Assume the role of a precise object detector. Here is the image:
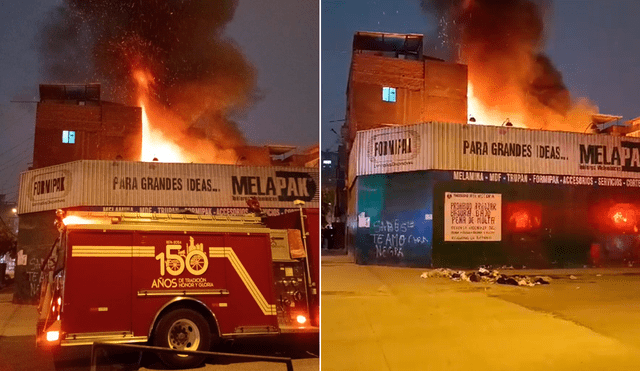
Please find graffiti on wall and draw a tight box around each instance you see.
[27,257,45,298]
[371,219,428,258]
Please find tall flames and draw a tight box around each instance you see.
[133,68,238,163]
[39,0,256,164]
[423,0,599,132]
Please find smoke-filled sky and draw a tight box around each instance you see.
[0,0,318,203]
[322,0,640,150]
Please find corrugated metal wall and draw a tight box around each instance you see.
[353,122,640,179]
[19,160,319,214]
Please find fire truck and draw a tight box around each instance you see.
[36,208,319,368]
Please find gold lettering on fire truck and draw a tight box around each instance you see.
[151,237,214,289]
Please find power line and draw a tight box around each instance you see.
[0,146,33,168]
[0,151,33,175]
[0,135,34,159]
[0,145,32,165]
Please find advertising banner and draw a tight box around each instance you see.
[18,160,318,214]
[444,192,502,241]
[352,122,640,180]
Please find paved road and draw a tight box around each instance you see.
[0,286,318,371]
[322,255,640,371]
[0,334,318,371]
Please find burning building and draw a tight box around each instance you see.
[13,1,319,303]
[33,84,142,168]
[346,32,468,144]
[344,31,640,269]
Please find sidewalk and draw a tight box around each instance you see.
[321,255,640,371]
[0,287,37,337]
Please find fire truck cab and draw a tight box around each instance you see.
[37,210,318,368]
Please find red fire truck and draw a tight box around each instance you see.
[36,209,319,368]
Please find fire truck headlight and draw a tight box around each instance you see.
[46,331,60,342]
[296,315,307,324]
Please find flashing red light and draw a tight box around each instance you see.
[506,202,542,232]
[608,203,637,231]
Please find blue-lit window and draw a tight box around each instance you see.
[382,87,396,102]
[62,130,75,144]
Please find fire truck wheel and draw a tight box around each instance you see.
[154,308,211,369]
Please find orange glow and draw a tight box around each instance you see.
[612,211,627,224]
[46,331,59,342]
[296,315,307,325]
[467,82,597,131]
[133,68,240,164]
[506,202,542,232]
[134,68,190,162]
[62,215,111,226]
[139,101,189,162]
[608,204,637,230]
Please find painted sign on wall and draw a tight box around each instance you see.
[444,192,502,241]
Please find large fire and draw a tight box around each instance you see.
[133,68,239,164]
[467,81,597,132]
[39,1,257,165]
[425,0,600,133]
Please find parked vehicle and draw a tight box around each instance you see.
[36,209,318,368]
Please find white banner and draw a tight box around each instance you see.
[352,122,640,179]
[18,160,318,214]
[444,192,502,242]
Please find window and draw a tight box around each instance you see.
[62,130,75,144]
[382,87,396,102]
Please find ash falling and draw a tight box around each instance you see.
[421,0,598,131]
[37,0,258,161]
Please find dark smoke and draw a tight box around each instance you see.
[38,0,257,150]
[421,0,589,129]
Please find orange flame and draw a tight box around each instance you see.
[467,81,598,132]
[132,68,239,164]
[134,69,191,162]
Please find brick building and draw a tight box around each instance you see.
[33,84,142,169]
[345,31,468,146]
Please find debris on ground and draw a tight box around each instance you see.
[420,267,551,286]
[569,275,578,280]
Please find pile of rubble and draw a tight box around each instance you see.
[420,267,551,286]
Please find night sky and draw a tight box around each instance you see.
[322,1,640,151]
[0,0,318,203]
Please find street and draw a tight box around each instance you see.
[0,286,318,371]
[0,334,318,371]
[322,254,640,370]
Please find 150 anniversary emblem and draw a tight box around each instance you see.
[155,237,208,276]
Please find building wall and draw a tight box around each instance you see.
[352,172,433,267]
[351,169,640,268]
[14,210,57,303]
[347,54,467,144]
[33,102,142,168]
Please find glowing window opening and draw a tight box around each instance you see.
[62,130,75,144]
[382,87,396,102]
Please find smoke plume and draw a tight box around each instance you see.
[421,0,597,131]
[38,0,257,159]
